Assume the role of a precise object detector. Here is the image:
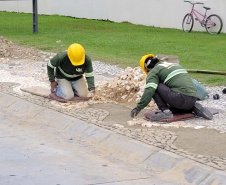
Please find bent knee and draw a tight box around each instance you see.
[63,93,74,99]
[56,88,74,99]
[76,90,88,98]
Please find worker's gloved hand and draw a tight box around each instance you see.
[87,90,95,98]
[131,107,140,118]
[50,81,58,93]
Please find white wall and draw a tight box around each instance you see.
[0,0,225,33]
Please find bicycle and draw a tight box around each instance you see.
[182,1,223,34]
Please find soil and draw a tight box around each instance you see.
[1,36,226,157]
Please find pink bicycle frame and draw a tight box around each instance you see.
[191,7,207,25]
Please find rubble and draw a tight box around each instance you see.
[94,66,157,109]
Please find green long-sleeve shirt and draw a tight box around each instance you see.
[136,61,196,110]
[47,51,95,90]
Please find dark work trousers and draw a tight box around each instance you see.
[153,83,197,112]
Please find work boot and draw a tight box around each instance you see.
[192,102,213,120]
[150,109,173,121]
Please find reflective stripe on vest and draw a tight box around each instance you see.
[164,69,187,83]
[47,60,55,68]
[85,72,94,78]
[58,66,82,78]
[145,82,158,89]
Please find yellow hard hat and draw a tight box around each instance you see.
[67,43,85,66]
[139,54,155,74]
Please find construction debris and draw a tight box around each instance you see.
[94,66,157,109]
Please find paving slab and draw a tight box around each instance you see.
[3,97,45,118]
[99,134,158,163]
[33,108,80,129]
[81,125,111,142]
[199,171,226,185]
[0,93,18,109]
[184,166,211,184]
[144,150,185,171]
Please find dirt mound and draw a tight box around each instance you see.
[0,36,52,61]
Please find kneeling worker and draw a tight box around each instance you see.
[131,54,213,121]
[47,43,95,100]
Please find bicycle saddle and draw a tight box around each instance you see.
[203,6,211,10]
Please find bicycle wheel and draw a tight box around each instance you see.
[182,13,194,32]
[205,14,223,34]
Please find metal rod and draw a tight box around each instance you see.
[187,69,226,76]
[32,0,38,33]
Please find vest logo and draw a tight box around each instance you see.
[76,68,83,72]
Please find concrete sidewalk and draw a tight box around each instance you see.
[1,87,226,184]
[1,102,184,185]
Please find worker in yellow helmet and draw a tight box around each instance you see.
[47,43,95,100]
[131,54,213,121]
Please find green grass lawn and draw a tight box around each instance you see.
[0,11,225,86]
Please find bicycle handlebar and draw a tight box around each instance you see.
[184,1,204,5]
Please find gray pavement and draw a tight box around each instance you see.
[1,87,226,184]
[0,92,188,185]
[0,116,171,185]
